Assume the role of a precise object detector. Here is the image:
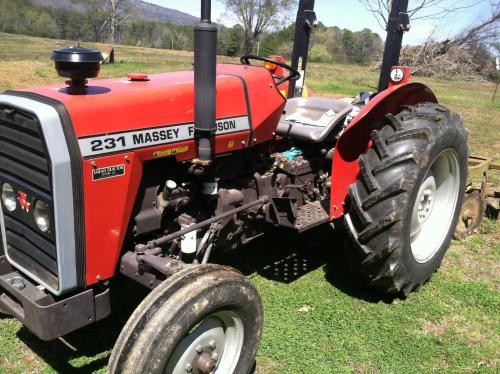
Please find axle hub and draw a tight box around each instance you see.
[193,350,217,373]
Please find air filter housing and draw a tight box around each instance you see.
[51,44,104,93]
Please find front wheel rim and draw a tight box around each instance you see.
[410,149,461,263]
[164,310,244,374]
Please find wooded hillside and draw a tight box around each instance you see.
[0,0,384,65]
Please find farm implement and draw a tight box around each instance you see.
[454,156,500,239]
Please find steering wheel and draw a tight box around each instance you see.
[240,55,301,85]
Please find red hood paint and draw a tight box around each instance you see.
[20,64,285,139]
[16,63,287,286]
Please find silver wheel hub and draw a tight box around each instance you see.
[165,311,244,374]
[410,149,460,264]
[416,179,436,223]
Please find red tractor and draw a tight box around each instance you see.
[0,0,468,372]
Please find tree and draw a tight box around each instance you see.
[221,0,298,54]
[218,25,245,56]
[358,0,488,30]
[71,1,135,44]
[259,23,294,56]
[71,0,108,41]
[349,28,382,64]
[103,0,136,47]
[309,44,331,62]
[73,0,135,62]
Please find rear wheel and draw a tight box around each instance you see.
[344,103,468,296]
[109,264,263,374]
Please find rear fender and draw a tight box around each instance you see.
[330,82,438,219]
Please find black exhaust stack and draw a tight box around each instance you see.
[194,0,218,163]
[377,0,410,92]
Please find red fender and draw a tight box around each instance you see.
[330,82,438,219]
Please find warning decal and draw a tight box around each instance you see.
[79,116,250,157]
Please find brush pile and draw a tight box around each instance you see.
[373,40,488,80]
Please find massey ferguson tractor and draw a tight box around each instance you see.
[0,0,468,372]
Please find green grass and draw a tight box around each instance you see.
[0,32,499,373]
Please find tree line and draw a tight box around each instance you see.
[0,0,195,50]
[0,0,383,65]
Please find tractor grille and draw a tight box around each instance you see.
[0,105,58,290]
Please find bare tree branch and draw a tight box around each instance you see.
[452,2,500,46]
[358,0,389,30]
[358,0,490,29]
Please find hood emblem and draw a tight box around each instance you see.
[17,191,31,212]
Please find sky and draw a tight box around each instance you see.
[144,0,495,45]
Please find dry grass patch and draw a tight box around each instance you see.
[422,317,450,337]
[352,362,382,374]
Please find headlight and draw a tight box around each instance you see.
[1,183,17,212]
[34,200,50,233]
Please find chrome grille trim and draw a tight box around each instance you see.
[0,95,77,295]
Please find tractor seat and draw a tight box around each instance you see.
[277,97,353,143]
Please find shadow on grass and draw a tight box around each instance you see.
[218,224,396,304]
[16,277,148,373]
[15,225,393,373]
[485,203,499,220]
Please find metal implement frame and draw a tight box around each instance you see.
[467,155,500,200]
[468,155,500,179]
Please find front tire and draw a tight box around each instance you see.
[109,264,263,374]
[344,103,468,296]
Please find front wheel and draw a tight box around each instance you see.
[344,103,468,296]
[109,264,263,374]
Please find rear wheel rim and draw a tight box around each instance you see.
[410,149,460,263]
[164,310,244,374]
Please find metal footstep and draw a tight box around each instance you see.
[295,201,330,233]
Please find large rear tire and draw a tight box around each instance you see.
[344,103,468,296]
[109,264,263,374]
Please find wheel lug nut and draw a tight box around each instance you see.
[185,363,193,372]
[196,345,203,354]
[209,340,216,350]
[212,352,219,361]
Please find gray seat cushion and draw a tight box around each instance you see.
[277,97,353,143]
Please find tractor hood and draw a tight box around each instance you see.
[13,64,285,140]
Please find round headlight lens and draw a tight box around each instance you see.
[1,183,17,212]
[34,200,50,233]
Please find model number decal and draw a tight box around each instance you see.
[92,164,125,181]
[79,116,250,157]
[91,136,126,152]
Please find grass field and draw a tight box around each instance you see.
[0,32,499,373]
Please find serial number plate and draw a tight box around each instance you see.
[92,164,125,181]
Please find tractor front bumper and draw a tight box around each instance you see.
[0,256,110,341]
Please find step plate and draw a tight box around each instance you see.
[295,201,330,233]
